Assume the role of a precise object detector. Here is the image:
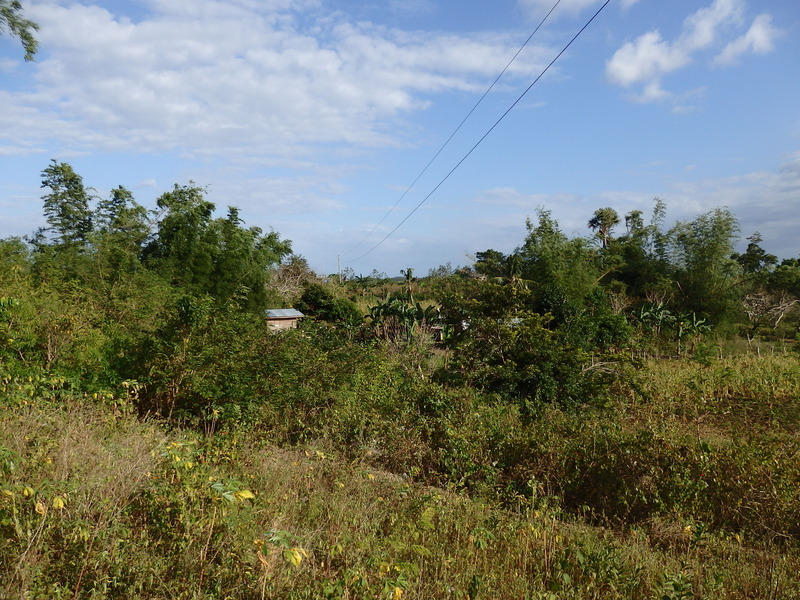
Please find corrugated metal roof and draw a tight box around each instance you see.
[265,308,305,319]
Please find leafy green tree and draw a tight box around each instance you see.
[588,207,620,249]
[144,184,291,311]
[296,283,362,327]
[437,279,618,415]
[518,209,599,308]
[667,208,741,325]
[732,232,777,277]
[486,254,532,290]
[474,249,506,279]
[769,258,800,298]
[0,0,38,60]
[91,186,150,281]
[40,160,94,248]
[210,206,289,310]
[611,201,675,304]
[143,183,216,289]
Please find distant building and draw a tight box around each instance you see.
[265,308,305,331]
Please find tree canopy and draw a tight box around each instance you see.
[0,0,38,60]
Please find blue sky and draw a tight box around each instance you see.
[1,0,798,277]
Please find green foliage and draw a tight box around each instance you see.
[437,280,624,413]
[144,185,291,311]
[3,162,800,599]
[518,209,600,306]
[588,206,620,249]
[733,232,777,277]
[3,382,800,600]
[668,208,741,325]
[296,283,363,327]
[0,0,38,60]
[368,294,438,343]
[40,159,94,249]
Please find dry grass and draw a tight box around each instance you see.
[1,355,799,599]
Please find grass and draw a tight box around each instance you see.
[1,354,799,599]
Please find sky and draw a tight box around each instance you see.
[1,0,798,277]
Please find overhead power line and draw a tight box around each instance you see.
[349,0,612,264]
[346,0,563,257]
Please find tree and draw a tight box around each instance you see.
[488,253,533,290]
[40,160,93,248]
[733,232,777,276]
[668,208,741,325]
[518,209,599,307]
[0,0,38,60]
[611,201,675,304]
[144,184,291,311]
[295,283,362,327]
[437,279,619,414]
[588,207,620,249]
[400,267,416,304]
[474,249,506,278]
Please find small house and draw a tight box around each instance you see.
[265,308,304,331]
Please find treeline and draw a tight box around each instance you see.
[1,161,300,420]
[2,162,799,425]
[446,201,797,338]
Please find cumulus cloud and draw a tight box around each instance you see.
[606,0,780,105]
[714,14,780,65]
[4,0,551,162]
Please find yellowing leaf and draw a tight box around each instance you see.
[256,550,270,567]
[283,547,308,567]
[35,499,47,515]
[393,586,403,600]
[52,496,66,510]
[234,489,255,501]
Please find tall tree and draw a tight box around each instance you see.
[668,207,741,324]
[40,160,93,248]
[588,207,620,249]
[144,184,291,311]
[733,232,777,276]
[0,0,38,60]
[400,267,416,304]
[474,249,507,279]
[612,201,675,303]
[518,209,599,307]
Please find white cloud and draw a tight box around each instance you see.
[605,30,688,88]
[714,14,780,65]
[518,0,639,20]
[518,0,603,18]
[606,0,779,106]
[680,0,744,51]
[5,0,551,161]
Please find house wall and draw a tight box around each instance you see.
[267,318,299,331]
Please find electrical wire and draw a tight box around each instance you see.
[348,0,612,263]
[346,0,563,256]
